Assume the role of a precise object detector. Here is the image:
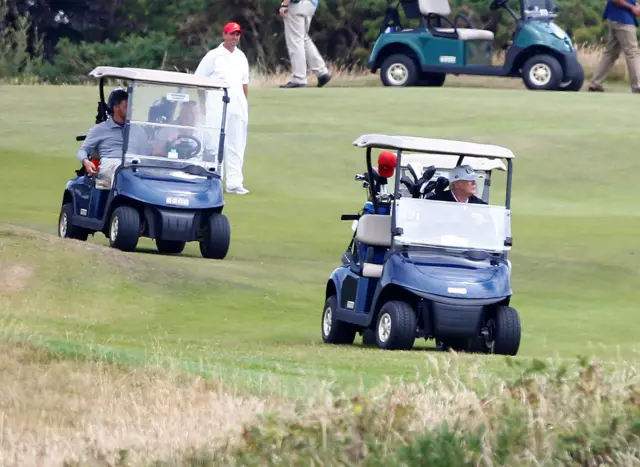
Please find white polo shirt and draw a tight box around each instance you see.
[194,43,250,119]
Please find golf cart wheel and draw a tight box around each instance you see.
[58,202,89,241]
[522,54,563,90]
[557,64,584,91]
[418,72,446,87]
[199,212,230,259]
[322,295,356,345]
[156,239,186,255]
[489,305,521,355]
[375,300,416,350]
[108,206,140,252]
[362,329,377,346]
[380,54,419,87]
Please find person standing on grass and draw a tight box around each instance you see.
[195,21,251,195]
[278,0,332,88]
[588,0,640,93]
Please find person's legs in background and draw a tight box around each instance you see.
[616,22,640,92]
[300,1,331,87]
[281,0,331,88]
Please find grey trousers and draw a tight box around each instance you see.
[283,0,329,84]
[589,20,640,92]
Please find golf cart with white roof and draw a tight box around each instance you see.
[57,66,233,258]
[322,134,521,354]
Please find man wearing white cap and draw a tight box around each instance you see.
[195,21,250,194]
[431,165,487,204]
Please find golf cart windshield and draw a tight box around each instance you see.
[124,82,225,171]
[521,0,558,19]
[394,198,511,252]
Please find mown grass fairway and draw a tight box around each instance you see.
[0,83,639,399]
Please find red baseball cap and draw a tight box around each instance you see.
[223,22,242,35]
[377,151,397,178]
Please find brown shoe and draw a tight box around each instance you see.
[587,85,605,92]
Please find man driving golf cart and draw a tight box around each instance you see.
[76,88,150,189]
[151,100,200,157]
[430,164,487,204]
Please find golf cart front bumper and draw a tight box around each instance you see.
[416,294,508,338]
[144,205,204,242]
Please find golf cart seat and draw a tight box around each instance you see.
[418,0,495,41]
[355,214,392,278]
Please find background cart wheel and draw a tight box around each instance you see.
[199,212,230,259]
[380,54,419,87]
[322,295,356,344]
[375,300,416,350]
[108,206,140,252]
[521,54,563,90]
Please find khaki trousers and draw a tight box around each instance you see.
[283,0,328,84]
[589,20,640,92]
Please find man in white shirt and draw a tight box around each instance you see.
[195,22,250,194]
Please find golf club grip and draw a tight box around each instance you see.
[341,214,359,221]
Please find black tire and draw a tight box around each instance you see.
[557,63,584,91]
[380,54,420,87]
[156,239,186,254]
[321,295,356,345]
[362,329,377,346]
[108,206,140,252]
[419,72,446,87]
[58,202,89,241]
[199,212,230,259]
[492,305,521,355]
[521,54,563,90]
[375,300,416,350]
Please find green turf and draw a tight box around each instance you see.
[0,83,638,398]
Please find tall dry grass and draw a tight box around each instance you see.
[1,334,638,467]
[2,43,631,90]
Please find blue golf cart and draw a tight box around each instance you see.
[57,66,233,259]
[322,134,521,354]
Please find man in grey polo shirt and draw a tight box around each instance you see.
[76,89,149,189]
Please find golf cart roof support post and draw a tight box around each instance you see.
[456,155,464,166]
[391,149,403,247]
[365,147,378,213]
[216,88,230,171]
[483,170,492,204]
[506,159,513,209]
[99,77,106,113]
[121,81,134,166]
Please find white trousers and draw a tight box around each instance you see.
[223,113,248,189]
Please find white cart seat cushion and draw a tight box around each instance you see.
[355,214,392,247]
[362,263,384,278]
[435,28,495,41]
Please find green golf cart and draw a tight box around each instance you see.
[368,0,584,91]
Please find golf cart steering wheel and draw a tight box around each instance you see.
[169,135,202,159]
[490,0,508,10]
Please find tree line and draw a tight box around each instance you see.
[0,0,621,83]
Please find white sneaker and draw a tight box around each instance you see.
[226,186,249,195]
